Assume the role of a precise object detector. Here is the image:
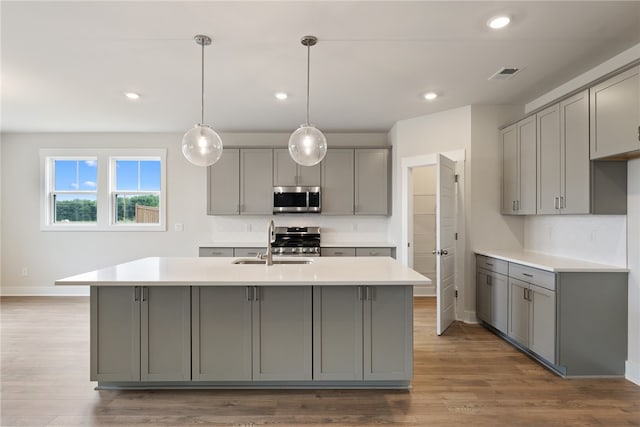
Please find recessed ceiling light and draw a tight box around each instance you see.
[275,92,288,100]
[424,92,438,101]
[125,92,140,100]
[487,15,511,29]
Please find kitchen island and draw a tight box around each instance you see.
[56,256,430,390]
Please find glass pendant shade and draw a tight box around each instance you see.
[181,124,223,167]
[288,124,327,166]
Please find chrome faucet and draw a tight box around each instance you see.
[259,220,276,265]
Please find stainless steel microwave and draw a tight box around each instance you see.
[273,186,321,213]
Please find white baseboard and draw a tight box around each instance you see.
[1,286,89,296]
[626,360,640,386]
[463,310,479,324]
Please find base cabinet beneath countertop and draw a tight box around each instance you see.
[90,286,191,382]
[475,254,627,377]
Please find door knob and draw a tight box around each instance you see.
[432,249,448,255]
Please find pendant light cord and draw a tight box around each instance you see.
[201,39,205,125]
[306,43,311,126]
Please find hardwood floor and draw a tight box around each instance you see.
[1,296,639,426]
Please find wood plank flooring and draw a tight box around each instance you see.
[1,296,639,426]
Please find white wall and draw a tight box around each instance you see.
[627,159,640,385]
[390,105,522,321]
[524,216,626,267]
[0,131,388,296]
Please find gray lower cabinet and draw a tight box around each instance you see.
[192,286,312,382]
[355,149,390,215]
[321,247,356,257]
[476,265,508,334]
[478,254,628,376]
[590,66,640,159]
[355,247,392,257]
[313,285,413,381]
[91,286,191,382]
[199,247,234,257]
[321,149,355,215]
[321,247,396,258]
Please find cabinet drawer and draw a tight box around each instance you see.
[321,247,356,257]
[199,247,234,257]
[233,248,266,258]
[476,255,508,275]
[355,248,392,257]
[509,263,555,291]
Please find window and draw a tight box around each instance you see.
[41,149,166,231]
[51,158,98,224]
[112,159,161,225]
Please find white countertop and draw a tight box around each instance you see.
[55,256,430,287]
[199,242,396,248]
[475,249,629,273]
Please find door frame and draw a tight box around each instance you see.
[399,149,466,323]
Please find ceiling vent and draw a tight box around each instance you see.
[489,67,521,80]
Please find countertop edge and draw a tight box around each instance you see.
[199,242,398,248]
[475,250,629,273]
[55,281,430,287]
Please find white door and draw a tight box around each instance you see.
[436,154,456,335]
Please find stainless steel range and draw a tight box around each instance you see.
[272,226,320,257]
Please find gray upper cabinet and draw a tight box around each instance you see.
[91,286,190,383]
[590,66,640,159]
[273,149,320,186]
[241,149,273,215]
[321,149,355,215]
[502,117,536,215]
[537,91,590,214]
[355,148,390,215]
[207,148,240,215]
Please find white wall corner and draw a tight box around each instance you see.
[625,360,640,386]
[463,310,479,324]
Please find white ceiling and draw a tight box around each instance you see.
[2,1,640,133]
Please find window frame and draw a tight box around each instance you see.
[40,148,167,231]
[48,156,99,226]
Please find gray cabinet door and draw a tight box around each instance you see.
[501,124,518,214]
[518,116,537,214]
[355,247,392,257]
[364,285,413,380]
[252,286,312,381]
[273,149,321,186]
[537,104,561,214]
[321,149,355,215]
[313,286,363,381]
[240,149,273,215]
[141,287,191,381]
[90,286,140,382]
[273,149,298,186]
[207,148,240,215]
[561,90,590,214]
[529,284,556,363]
[508,279,529,347]
[355,148,389,215]
[476,269,491,324]
[490,272,509,335]
[590,66,640,159]
[192,286,252,381]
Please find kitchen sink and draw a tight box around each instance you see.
[232,258,313,265]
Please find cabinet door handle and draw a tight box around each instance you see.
[523,287,528,300]
[246,286,253,301]
[487,276,492,285]
[358,286,364,301]
[254,286,260,301]
[560,196,564,209]
[134,287,140,302]
[554,197,559,209]
[141,287,147,302]
[512,200,516,211]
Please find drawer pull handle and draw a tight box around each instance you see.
[335,252,344,255]
[522,273,533,277]
[486,263,494,266]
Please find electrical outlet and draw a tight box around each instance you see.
[174,223,184,232]
[21,267,28,277]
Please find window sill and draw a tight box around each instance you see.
[41,224,166,232]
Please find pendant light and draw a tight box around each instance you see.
[181,35,223,167]
[288,35,327,167]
